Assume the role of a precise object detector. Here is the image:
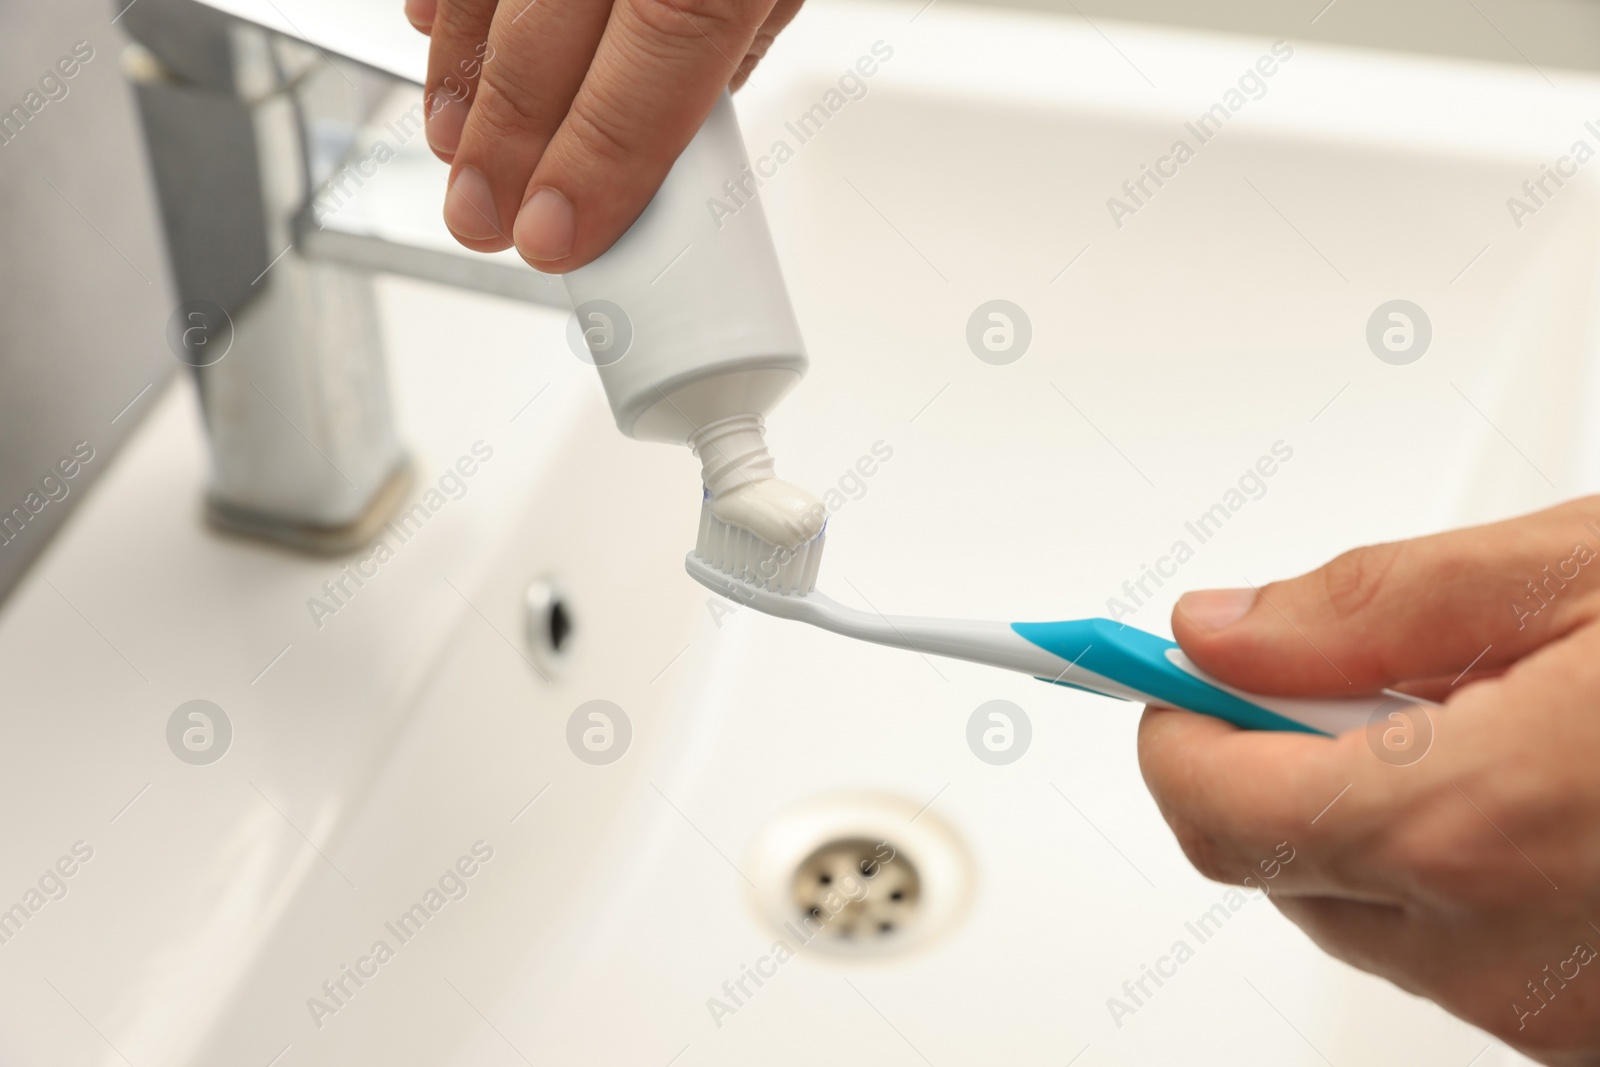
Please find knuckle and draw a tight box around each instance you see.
[1392,832,1483,901]
[1382,789,1526,906]
[627,0,760,43]
[1318,541,1403,621]
[562,94,638,165]
[1170,819,1234,884]
[475,67,545,137]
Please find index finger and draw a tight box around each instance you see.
[511,0,779,269]
[1137,705,1399,903]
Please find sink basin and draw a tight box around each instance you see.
[4,2,1598,1064]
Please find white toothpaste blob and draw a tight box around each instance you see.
[709,478,825,551]
[690,413,823,551]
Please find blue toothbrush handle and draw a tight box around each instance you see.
[1012,618,1415,737]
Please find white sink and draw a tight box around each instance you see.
[4,2,1599,1064]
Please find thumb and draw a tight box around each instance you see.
[1173,497,1600,695]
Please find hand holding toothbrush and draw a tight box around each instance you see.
[1139,497,1600,1064]
[405,0,807,271]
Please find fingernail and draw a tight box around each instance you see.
[404,0,436,30]
[1178,588,1257,630]
[514,187,576,265]
[426,92,468,157]
[443,167,502,242]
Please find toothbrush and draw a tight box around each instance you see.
[686,503,1414,737]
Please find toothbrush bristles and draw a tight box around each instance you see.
[691,498,825,596]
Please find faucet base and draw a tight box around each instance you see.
[205,457,414,556]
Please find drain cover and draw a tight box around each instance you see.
[791,837,922,943]
[746,792,972,958]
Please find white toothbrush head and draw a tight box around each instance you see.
[690,495,826,600]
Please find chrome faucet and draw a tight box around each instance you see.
[120,0,566,552]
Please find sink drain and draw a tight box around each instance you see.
[747,793,971,959]
[792,837,922,944]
